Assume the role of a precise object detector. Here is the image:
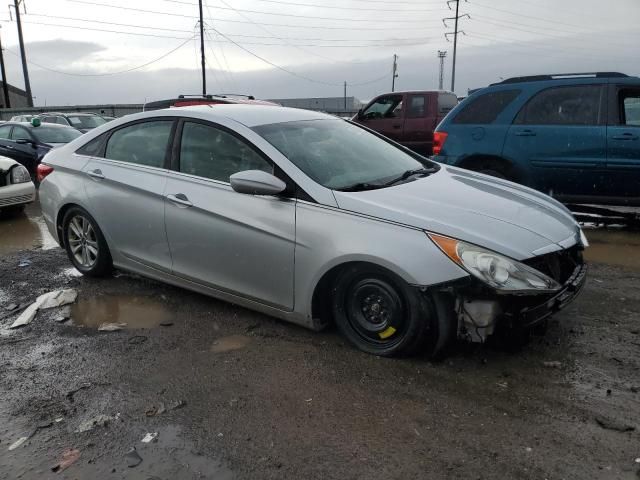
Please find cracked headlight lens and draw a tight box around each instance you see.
[429,233,562,293]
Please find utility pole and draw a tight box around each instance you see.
[198,0,206,96]
[343,81,347,111]
[437,50,447,90]
[11,0,32,106]
[391,54,398,92]
[0,28,11,108]
[444,0,469,93]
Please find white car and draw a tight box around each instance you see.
[0,156,35,212]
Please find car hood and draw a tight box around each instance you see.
[333,166,580,260]
[0,154,18,171]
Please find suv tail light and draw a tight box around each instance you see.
[37,163,54,183]
[433,131,448,156]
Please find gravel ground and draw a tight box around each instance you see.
[0,208,639,479]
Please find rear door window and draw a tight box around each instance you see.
[10,126,31,141]
[437,93,458,115]
[105,121,173,168]
[178,121,272,183]
[620,91,640,126]
[453,90,521,124]
[407,95,426,118]
[515,85,603,125]
[0,125,12,139]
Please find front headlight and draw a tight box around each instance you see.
[10,165,31,184]
[429,233,561,293]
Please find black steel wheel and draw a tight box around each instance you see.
[62,207,112,277]
[332,265,451,357]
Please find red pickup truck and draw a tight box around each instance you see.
[352,90,458,156]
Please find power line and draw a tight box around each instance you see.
[4,35,195,76]
[20,12,439,44]
[66,0,439,31]
[205,23,391,87]
[8,18,193,40]
[159,0,446,14]
[207,0,377,66]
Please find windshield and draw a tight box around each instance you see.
[32,126,82,144]
[66,115,106,129]
[253,119,427,190]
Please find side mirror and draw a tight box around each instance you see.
[230,170,286,196]
[357,108,364,120]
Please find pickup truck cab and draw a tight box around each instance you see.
[352,90,458,155]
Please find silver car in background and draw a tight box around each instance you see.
[38,105,587,357]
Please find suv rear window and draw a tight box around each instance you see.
[437,93,458,115]
[453,89,521,124]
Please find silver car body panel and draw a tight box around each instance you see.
[39,105,581,330]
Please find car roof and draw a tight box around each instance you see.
[163,104,335,127]
[39,112,98,117]
[5,121,74,129]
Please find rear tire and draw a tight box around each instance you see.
[464,158,514,181]
[331,265,453,357]
[62,207,112,277]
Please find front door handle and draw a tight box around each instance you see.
[87,169,105,180]
[392,124,402,129]
[166,193,193,208]
[515,129,536,137]
[612,133,639,140]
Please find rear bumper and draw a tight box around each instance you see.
[0,182,36,208]
[503,262,588,329]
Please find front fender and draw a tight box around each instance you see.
[293,201,469,320]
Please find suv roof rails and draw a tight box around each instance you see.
[493,72,628,85]
[177,93,256,100]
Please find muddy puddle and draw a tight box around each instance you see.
[0,202,57,255]
[70,295,174,329]
[211,335,251,353]
[583,228,640,271]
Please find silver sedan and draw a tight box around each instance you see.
[38,105,587,357]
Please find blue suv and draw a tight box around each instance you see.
[433,72,640,206]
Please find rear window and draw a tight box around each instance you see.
[453,89,521,124]
[438,93,458,115]
[32,126,82,144]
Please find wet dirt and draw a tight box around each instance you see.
[0,205,639,479]
[583,228,640,271]
[0,202,58,255]
[211,335,251,353]
[70,294,174,329]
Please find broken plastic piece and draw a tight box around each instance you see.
[141,432,158,443]
[125,448,143,468]
[9,289,78,329]
[51,448,81,472]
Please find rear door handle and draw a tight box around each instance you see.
[515,129,536,137]
[392,124,402,129]
[87,169,105,180]
[612,133,638,140]
[166,193,193,208]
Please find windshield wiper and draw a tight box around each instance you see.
[381,167,439,187]
[337,182,384,192]
[337,166,439,192]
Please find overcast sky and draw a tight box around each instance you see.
[0,0,638,105]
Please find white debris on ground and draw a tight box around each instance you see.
[141,432,159,443]
[9,289,78,329]
[98,323,127,332]
[75,414,117,433]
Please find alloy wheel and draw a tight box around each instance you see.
[67,215,99,268]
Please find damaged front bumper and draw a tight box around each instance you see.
[439,262,588,343]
